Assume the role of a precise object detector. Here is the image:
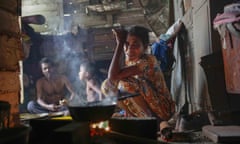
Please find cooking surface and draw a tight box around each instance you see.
[25,117,218,144]
[20,111,65,121]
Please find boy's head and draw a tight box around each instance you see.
[79,61,96,80]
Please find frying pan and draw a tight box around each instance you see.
[68,92,140,122]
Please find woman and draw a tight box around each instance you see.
[101,26,176,140]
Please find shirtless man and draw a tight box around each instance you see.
[27,57,75,113]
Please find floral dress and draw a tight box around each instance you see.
[102,54,175,121]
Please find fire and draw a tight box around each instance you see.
[90,121,110,136]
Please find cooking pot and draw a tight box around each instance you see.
[68,104,115,122]
[68,92,140,122]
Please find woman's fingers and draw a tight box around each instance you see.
[112,28,127,42]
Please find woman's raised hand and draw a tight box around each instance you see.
[112,28,127,44]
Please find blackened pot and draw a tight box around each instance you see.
[68,105,115,122]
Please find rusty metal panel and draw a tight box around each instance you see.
[221,30,240,94]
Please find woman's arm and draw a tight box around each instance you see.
[166,20,183,43]
[108,29,126,82]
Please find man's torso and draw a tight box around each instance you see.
[38,75,66,104]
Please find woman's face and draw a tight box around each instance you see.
[124,34,145,62]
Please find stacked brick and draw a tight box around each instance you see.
[0,0,23,127]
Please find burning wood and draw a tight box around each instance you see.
[90,121,110,136]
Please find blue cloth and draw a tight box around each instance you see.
[27,100,68,114]
[151,40,168,72]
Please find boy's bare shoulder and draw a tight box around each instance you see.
[37,77,45,83]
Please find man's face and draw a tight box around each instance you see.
[41,63,53,79]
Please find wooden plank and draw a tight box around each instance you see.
[192,0,207,13]
[192,1,211,111]
[182,8,193,29]
[22,4,60,14]
[116,10,146,26]
[74,0,89,3]
[22,0,59,6]
[72,14,107,27]
[94,34,114,41]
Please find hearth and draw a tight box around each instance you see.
[28,93,159,144]
[28,117,160,144]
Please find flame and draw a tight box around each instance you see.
[90,121,110,137]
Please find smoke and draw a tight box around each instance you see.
[45,32,86,101]
[69,94,117,107]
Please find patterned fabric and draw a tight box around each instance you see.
[101,54,175,121]
[101,79,119,97]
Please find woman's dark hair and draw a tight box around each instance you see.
[128,26,150,47]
